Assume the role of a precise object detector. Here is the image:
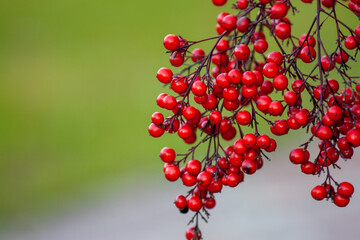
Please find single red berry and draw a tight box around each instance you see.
[227,173,241,187]
[344,35,357,50]
[273,74,288,91]
[164,165,180,182]
[257,134,271,149]
[270,3,289,19]
[175,195,187,209]
[346,129,360,147]
[222,14,237,31]
[187,196,202,211]
[242,71,256,86]
[204,197,216,209]
[274,22,291,40]
[234,44,250,61]
[185,226,201,240]
[212,0,227,6]
[148,123,165,138]
[237,0,248,9]
[216,39,229,51]
[241,159,257,175]
[301,162,316,174]
[333,194,350,207]
[243,133,257,148]
[192,80,207,96]
[209,110,222,124]
[299,33,316,47]
[289,148,306,165]
[197,171,212,187]
[236,110,252,125]
[191,48,205,62]
[334,50,349,64]
[268,101,284,116]
[321,0,335,8]
[169,51,184,67]
[316,126,333,140]
[254,39,268,53]
[186,159,202,176]
[156,67,173,84]
[300,46,316,63]
[236,17,250,33]
[163,34,180,51]
[337,182,354,198]
[266,51,283,65]
[160,147,176,163]
[152,112,164,126]
[263,62,279,78]
[227,69,242,84]
[311,185,327,200]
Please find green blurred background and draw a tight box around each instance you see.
[0,0,358,226]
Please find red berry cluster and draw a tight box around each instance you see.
[149,0,359,239]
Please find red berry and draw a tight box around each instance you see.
[237,0,248,9]
[266,51,283,65]
[236,110,252,125]
[236,17,250,33]
[275,22,291,40]
[273,74,288,91]
[152,112,164,126]
[263,62,279,78]
[311,185,327,200]
[346,129,360,147]
[333,194,350,207]
[187,196,202,211]
[270,3,289,19]
[148,123,165,138]
[160,147,176,163]
[191,48,205,62]
[197,171,212,187]
[175,195,187,209]
[185,226,201,240]
[222,14,237,31]
[164,165,180,181]
[241,159,257,175]
[192,80,207,96]
[212,0,227,6]
[234,44,250,61]
[156,67,173,84]
[204,197,216,209]
[337,182,354,198]
[254,39,268,53]
[186,160,202,176]
[163,34,180,51]
[300,46,316,63]
[289,148,306,165]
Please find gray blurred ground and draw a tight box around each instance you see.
[1,148,360,240]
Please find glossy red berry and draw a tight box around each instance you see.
[186,159,202,176]
[222,14,237,31]
[187,196,202,211]
[164,165,180,182]
[337,182,354,198]
[156,67,173,84]
[149,123,165,138]
[175,195,187,209]
[311,185,327,200]
[236,110,252,125]
[333,194,350,207]
[160,147,176,163]
[212,0,227,6]
[163,34,180,51]
[234,44,250,61]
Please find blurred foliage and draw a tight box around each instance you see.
[0,0,358,224]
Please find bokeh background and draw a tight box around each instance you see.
[0,1,360,239]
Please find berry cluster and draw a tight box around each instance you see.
[149,0,359,239]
